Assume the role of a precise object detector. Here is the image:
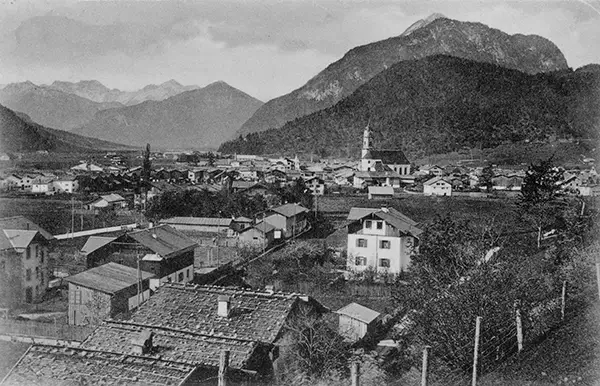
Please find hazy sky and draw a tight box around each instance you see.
[0,0,599,101]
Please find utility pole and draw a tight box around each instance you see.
[71,196,75,238]
[472,316,482,386]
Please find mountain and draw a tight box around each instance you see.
[0,104,132,153]
[219,55,600,158]
[236,15,569,137]
[73,81,263,149]
[48,79,200,106]
[0,82,122,130]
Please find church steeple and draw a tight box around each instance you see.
[361,123,371,159]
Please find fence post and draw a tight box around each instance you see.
[351,361,360,386]
[596,257,600,301]
[561,280,567,321]
[421,346,430,386]
[218,350,229,386]
[515,307,523,352]
[472,316,481,386]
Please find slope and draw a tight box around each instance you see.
[237,15,568,137]
[0,82,122,130]
[0,104,132,153]
[75,81,263,149]
[219,55,600,158]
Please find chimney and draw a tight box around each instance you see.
[217,295,230,317]
[131,329,153,355]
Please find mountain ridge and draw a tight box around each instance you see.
[236,16,569,137]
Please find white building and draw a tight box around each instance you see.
[359,125,411,175]
[53,176,79,193]
[423,176,452,196]
[346,207,422,274]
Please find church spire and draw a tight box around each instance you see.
[361,122,371,159]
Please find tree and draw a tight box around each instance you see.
[520,157,564,207]
[479,164,494,192]
[207,151,216,167]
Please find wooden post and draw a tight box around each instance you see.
[218,350,229,386]
[351,361,360,386]
[472,316,481,386]
[596,257,600,302]
[561,280,567,321]
[515,307,523,352]
[421,346,430,386]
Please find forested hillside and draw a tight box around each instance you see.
[220,55,600,158]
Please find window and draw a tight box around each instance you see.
[380,240,391,249]
[26,269,32,281]
[36,267,39,279]
[355,256,367,266]
[379,259,390,268]
[178,272,184,282]
[356,238,367,248]
[365,220,372,229]
[186,269,190,279]
[25,247,31,260]
[376,221,383,230]
[40,249,44,263]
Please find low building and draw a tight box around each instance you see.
[336,302,381,342]
[238,221,277,248]
[423,176,452,196]
[64,262,154,325]
[53,175,79,193]
[87,193,128,209]
[160,217,234,237]
[82,225,197,290]
[368,186,394,199]
[346,207,422,274]
[304,176,325,195]
[0,216,54,307]
[263,203,310,238]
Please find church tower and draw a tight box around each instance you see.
[361,124,371,159]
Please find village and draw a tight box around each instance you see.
[0,124,599,385]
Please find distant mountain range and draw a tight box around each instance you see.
[236,14,569,137]
[72,81,263,149]
[0,81,122,130]
[48,79,200,106]
[0,104,133,153]
[219,55,600,158]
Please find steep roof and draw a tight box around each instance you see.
[0,216,54,240]
[81,236,117,254]
[0,230,39,252]
[1,344,196,386]
[271,203,309,217]
[336,302,381,324]
[64,262,154,295]
[161,217,232,227]
[424,176,451,186]
[125,225,198,258]
[347,207,422,237]
[365,150,410,165]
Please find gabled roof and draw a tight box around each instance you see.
[64,262,154,295]
[336,302,381,324]
[99,193,126,202]
[0,230,39,251]
[364,150,410,165]
[271,203,309,217]
[347,207,422,237]
[234,216,253,223]
[424,176,451,186]
[161,217,232,227]
[2,344,196,386]
[355,170,401,178]
[0,216,54,240]
[124,225,198,258]
[247,221,276,234]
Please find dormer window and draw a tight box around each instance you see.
[365,220,372,229]
[376,221,383,230]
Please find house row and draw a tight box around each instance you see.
[1,174,78,193]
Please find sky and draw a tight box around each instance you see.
[0,0,599,101]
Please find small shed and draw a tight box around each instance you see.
[335,302,381,342]
[367,186,394,199]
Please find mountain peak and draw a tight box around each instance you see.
[400,12,447,37]
[161,79,183,88]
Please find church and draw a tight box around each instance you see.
[354,125,412,188]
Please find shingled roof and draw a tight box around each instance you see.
[347,207,422,237]
[78,284,325,372]
[64,262,154,295]
[124,225,198,258]
[1,345,196,386]
[364,150,410,165]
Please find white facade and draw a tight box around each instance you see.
[149,264,194,291]
[424,178,452,196]
[347,219,417,274]
[53,179,79,193]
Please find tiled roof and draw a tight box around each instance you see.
[364,150,410,165]
[0,216,54,240]
[347,207,422,237]
[126,225,198,258]
[161,217,232,227]
[64,262,155,295]
[336,302,381,324]
[2,344,196,386]
[82,320,258,370]
[128,284,300,344]
[272,203,309,218]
